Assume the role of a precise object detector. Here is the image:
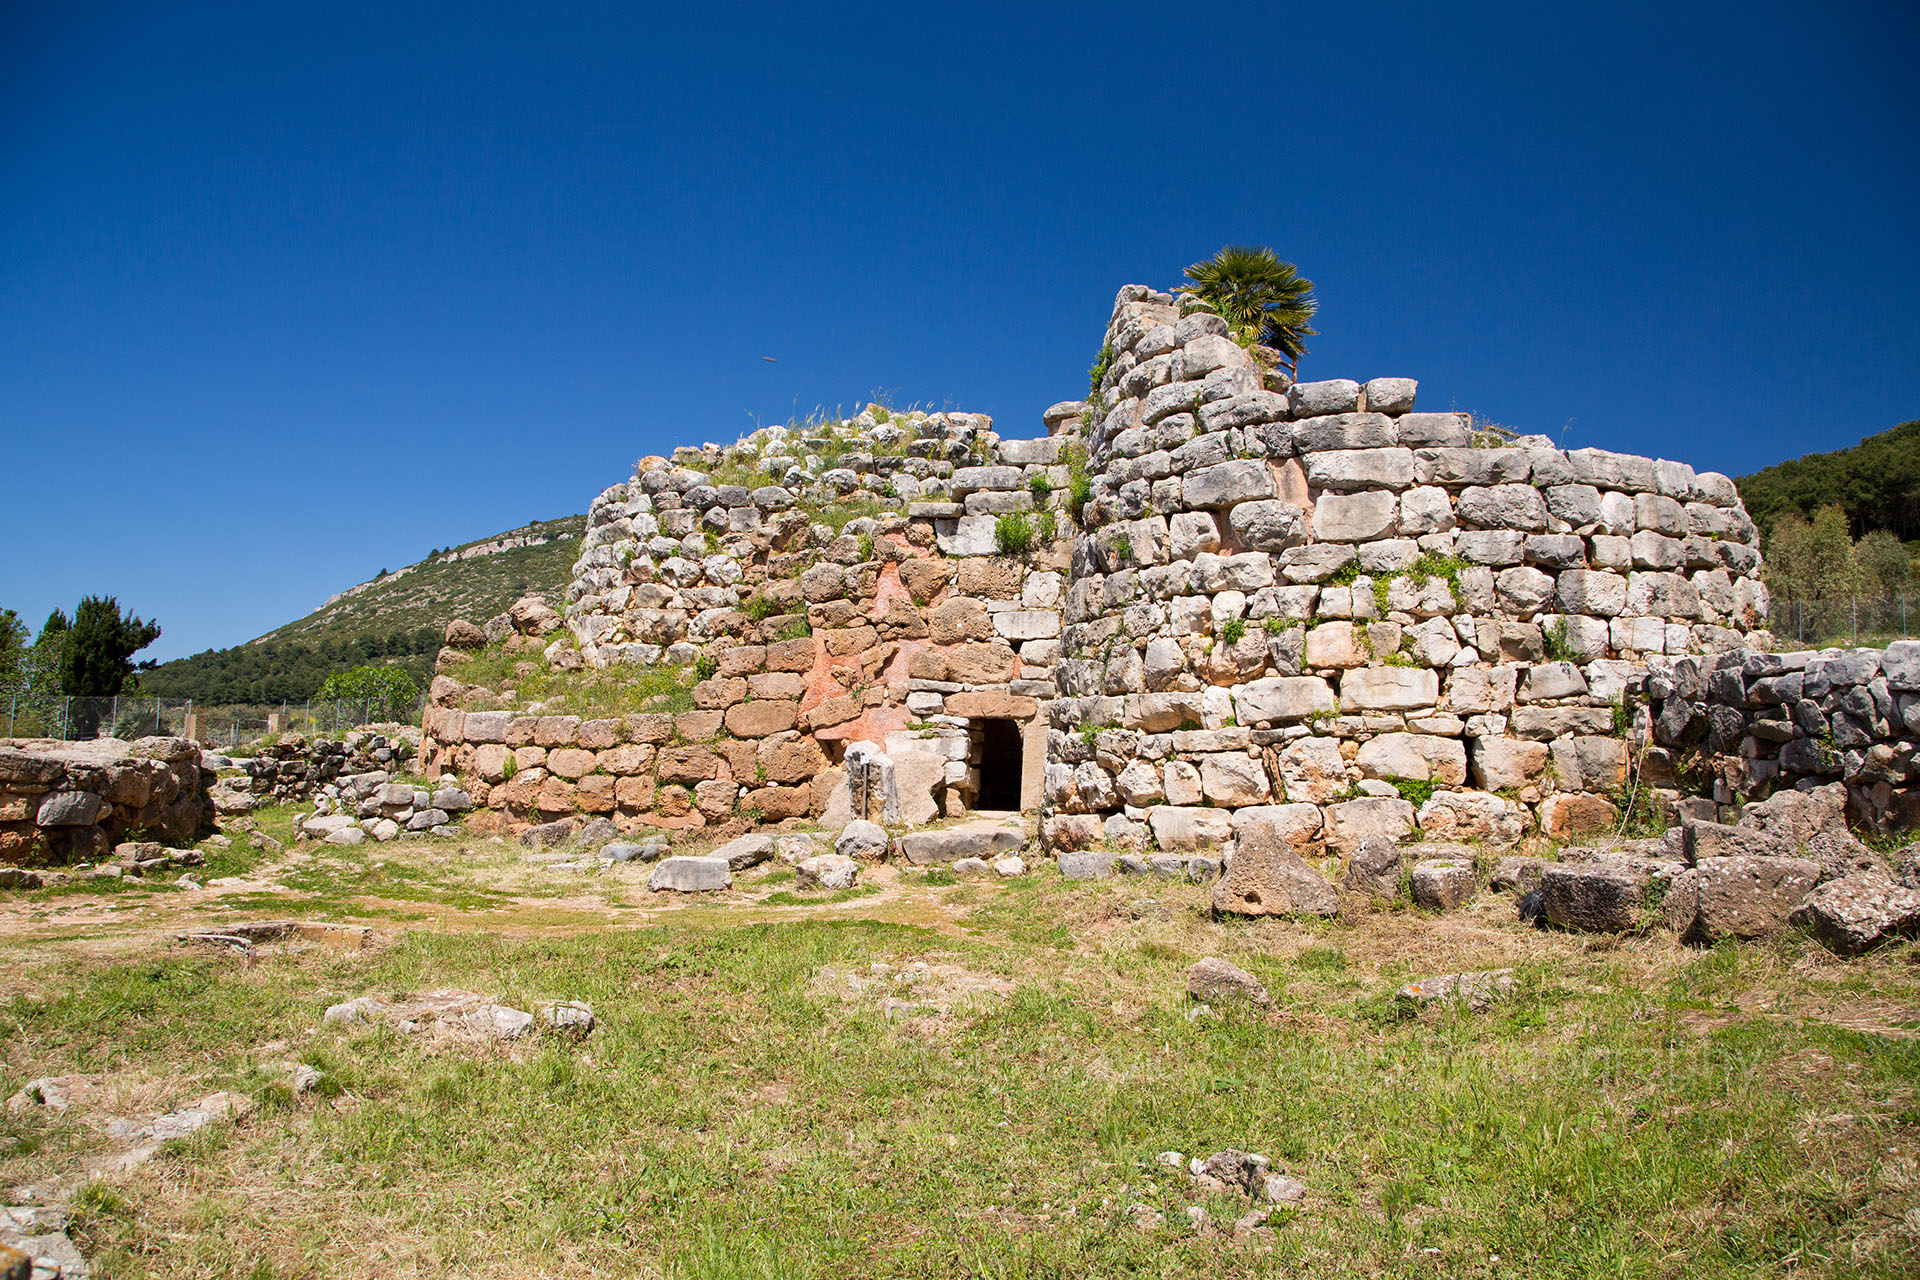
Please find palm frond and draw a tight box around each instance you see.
[1180,245,1318,369]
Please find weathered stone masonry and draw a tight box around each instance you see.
[417,282,1827,855]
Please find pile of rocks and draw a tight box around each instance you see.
[322,989,593,1040]
[298,773,473,844]
[0,736,212,867]
[1173,778,1916,958]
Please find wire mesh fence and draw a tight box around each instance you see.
[1,694,427,747]
[1767,596,1917,650]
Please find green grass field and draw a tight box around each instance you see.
[2,805,1916,1278]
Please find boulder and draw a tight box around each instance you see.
[795,854,859,891]
[1057,850,1116,880]
[1341,834,1404,898]
[605,842,664,864]
[711,834,775,871]
[1789,873,1920,956]
[1212,840,1340,918]
[1410,856,1476,911]
[1661,855,1820,942]
[896,826,1024,865]
[1539,859,1650,933]
[1489,856,1544,894]
[1186,957,1271,1007]
[834,820,889,861]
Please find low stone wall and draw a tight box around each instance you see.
[0,737,213,865]
[297,769,473,845]
[208,729,421,815]
[1646,640,1918,828]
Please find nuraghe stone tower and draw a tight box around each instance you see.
[420,282,1775,865]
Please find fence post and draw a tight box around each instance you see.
[1852,598,1858,646]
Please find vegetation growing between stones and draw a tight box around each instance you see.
[1177,245,1319,377]
[994,512,1036,557]
[1088,343,1115,399]
[440,644,701,717]
[1543,617,1576,663]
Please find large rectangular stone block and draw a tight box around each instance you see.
[1232,676,1337,725]
[1339,667,1440,712]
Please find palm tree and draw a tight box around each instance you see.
[1178,246,1318,378]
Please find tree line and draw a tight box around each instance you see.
[1762,504,1914,604]
[1736,419,1920,542]
[1,597,439,715]
[139,626,441,705]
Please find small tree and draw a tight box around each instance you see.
[57,596,161,697]
[1178,245,1319,377]
[0,609,26,693]
[315,664,421,724]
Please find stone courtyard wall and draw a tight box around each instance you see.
[420,406,1084,833]
[420,281,1797,854]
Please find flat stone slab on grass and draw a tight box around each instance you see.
[1396,969,1516,1012]
[648,856,732,892]
[895,824,1024,865]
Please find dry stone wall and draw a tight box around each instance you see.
[1644,640,1919,828]
[420,281,1798,858]
[0,737,213,865]
[420,406,1084,836]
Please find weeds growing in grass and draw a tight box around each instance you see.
[6,805,1919,1279]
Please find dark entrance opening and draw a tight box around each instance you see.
[975,718,1023,811]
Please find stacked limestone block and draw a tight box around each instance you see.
[0,737,213,865]
[563,407,1076,670]
[421,406,1083,836]
[1042,285,1772,858]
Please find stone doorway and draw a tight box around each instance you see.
[972,718,1024,812]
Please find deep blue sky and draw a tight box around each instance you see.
[5,2,1917,663]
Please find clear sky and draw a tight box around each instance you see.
[4,1,1917,663]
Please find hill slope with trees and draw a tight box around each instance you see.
[1734,419,1920,541]
[142,516,583,705]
